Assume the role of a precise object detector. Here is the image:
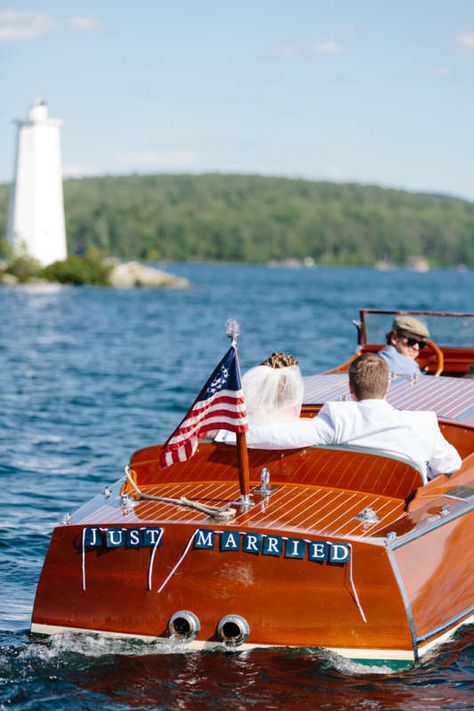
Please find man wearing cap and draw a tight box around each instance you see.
[379,315,430,376]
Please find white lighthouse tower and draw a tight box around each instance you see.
[7,99,67,266]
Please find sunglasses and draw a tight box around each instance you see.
[400,335,427,350]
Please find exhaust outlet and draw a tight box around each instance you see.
[168,610,200,642]
[216,614,250,646]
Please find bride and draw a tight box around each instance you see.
[243,352,304,424]
[214,352,304,444]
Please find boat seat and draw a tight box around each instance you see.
[267,444,425,500]
[131,441,425,501]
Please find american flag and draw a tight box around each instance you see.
[160,345,248,467]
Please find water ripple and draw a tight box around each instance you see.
[0,265,473,708]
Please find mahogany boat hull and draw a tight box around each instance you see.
[31,445,474,669]
[31,343,474,670]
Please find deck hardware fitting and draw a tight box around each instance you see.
[120,493,136,514]
[62,512,71,526]
[253,466,276,496]
[103,486,111,499]
[439,505,450,517]
[386,531,397,543]
[355,506,380,524]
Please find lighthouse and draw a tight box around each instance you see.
[7,99,67,266]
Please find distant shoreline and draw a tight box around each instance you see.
[0,173,473,268]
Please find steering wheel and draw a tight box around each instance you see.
[421,338,444,376]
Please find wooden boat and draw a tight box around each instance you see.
[31,310,474,670]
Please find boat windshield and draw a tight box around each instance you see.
[361,310,474,348]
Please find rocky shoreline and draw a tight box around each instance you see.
[108,261,190,288]
[0,258,191,289]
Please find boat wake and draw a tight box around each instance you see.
[28,632,196,659]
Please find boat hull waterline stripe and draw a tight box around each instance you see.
[30,622,415,662]
[31,616,474,663]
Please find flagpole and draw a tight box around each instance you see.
[236,431,251,505]
[226,320,251,506]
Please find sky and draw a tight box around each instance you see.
[1,1,474,201]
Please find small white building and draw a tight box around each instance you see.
[7,99,67,266]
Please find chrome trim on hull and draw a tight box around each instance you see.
[416,606,474,644]
[386,545,419,662]
[390,504,474,549]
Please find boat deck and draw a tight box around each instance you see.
[304,373,474,426]
[76,480,406,541]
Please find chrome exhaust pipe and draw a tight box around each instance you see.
[216,614,250,646]
[168,610,200,642]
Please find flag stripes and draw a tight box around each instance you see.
[160,345,248,468]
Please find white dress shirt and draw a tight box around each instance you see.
[244,399,462,482]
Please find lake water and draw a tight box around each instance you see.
[1,264,473,710]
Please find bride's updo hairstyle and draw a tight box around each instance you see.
[242,352,304,424]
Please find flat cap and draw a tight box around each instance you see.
[392,315,430,339]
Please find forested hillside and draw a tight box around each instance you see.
[0,174,473,266]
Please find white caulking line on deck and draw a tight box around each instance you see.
[390,469,416,498]
[145,481,191,498]
[438,384,474,416]
[146,480,238,502]
[295,490,354,530]
[241,485,322,528]
[368,497,401,520]
[140,496,212,523]
[392,381,470,418]
[358,502,406,538]
[318,494,374,535]
[351,459,374,489]
[394,387,449,414]
[335,497,401,537]
[270,486,332,525]
[357,461,391,494]
[137,480,218,522]
[372,507,406,533]
[139,499,204,524]
[159,480,234,505]
[280,494,334,532]
[204,480,241,500]
[280,488,340,528]
[238,486,310,526]
[81,502,144,525]
[278,489,373,530]
[306,375,474,421]
[76,504,107,524]
[322,455,359,490]
[295,488,352,529]
[390,380,462,409]
[307,491,362,530]
[290,489,340,529]
[315,494,369,534]
[143,482,231,506]
[366,459,394,493]
[304,374,347,398]
[135,489,185,521]
[140,481,241,525]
